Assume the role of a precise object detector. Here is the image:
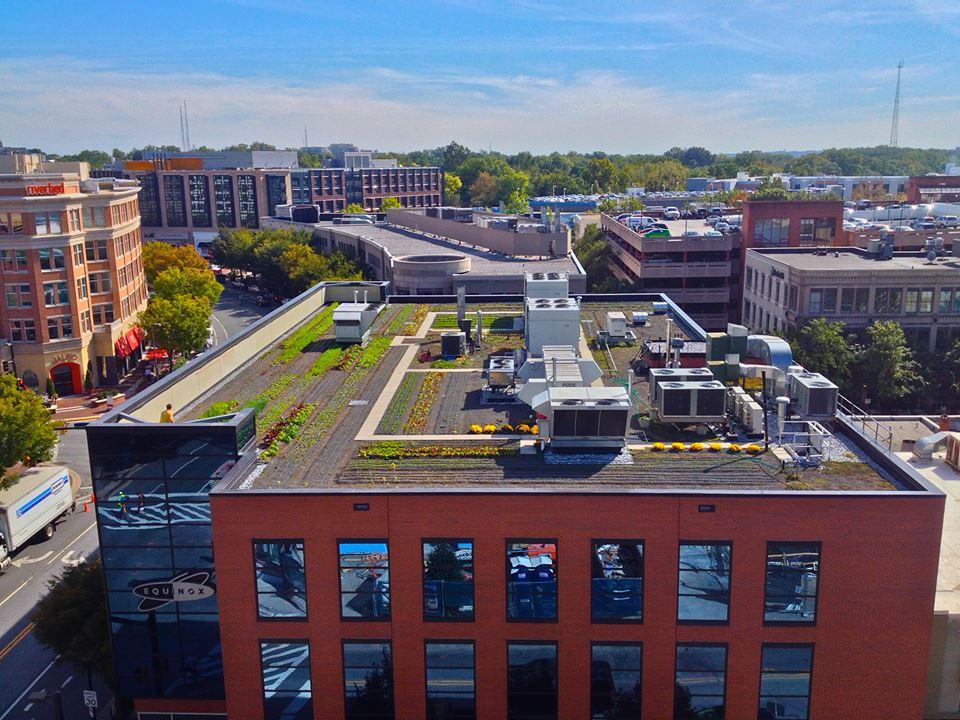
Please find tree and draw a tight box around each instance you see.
[681,146,714,168]
[503,189,530,214]
[424,544,463,581]
[379,197,401,211]
[152,267,223,307]
[32,561,113,687]
[441,141,471,170]
[587,157,619,192]
[344,203,365,214]
[707,160,739,179]
[641,160,686,191]
[139,295,211,361]
[751,177,791,201]
[852,321,924,410]
[212,228,258,274]
[141,242,208,285]
[468,171,499,206]
[786,319,856,388]
[0,374,58,481]
[443,172,462,205]
[497,167,530,202]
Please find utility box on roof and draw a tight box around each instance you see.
[605,311,628,338]
[524,297,580,355]
[524,272,569,299]
[333,303,379,345]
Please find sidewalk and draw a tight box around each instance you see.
[51,364,151,424]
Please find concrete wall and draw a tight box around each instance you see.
[386,208,571,257]
[97,282,329,424]
[926,610,960,718]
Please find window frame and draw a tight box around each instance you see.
[757,643,814,720]
[506,640,558,720]
[424,639,476,720]
[5,283,32,309]
[341,639,395,720]
[676,540,733,626]
[590,538,645,624]
[258,638,313,720]
[253,538,308,622]
[337,538,391,621]
[674,642,728,720]
[422,537,475,622]
[590,641,642,720]
[505,538,559,623]
[763,541,821,627]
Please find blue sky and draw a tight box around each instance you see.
[1,1,958,154]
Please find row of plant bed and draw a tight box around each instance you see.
[403,372,441,433]
[400,305,429,335]
[377,373,421,435]
[358,441,518,459]
[431,313,518,331]
[261,402,315,459]
[273,304,338,364]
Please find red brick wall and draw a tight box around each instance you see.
[211,491,942,720]
[741,200,845,254]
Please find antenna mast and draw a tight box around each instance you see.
[889,60,902,147]
[179,105,186,151]
[183,100,192,150]
[304,126,308,147]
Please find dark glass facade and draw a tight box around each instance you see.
[214,175,235,228]
[163,175,187,227]
[265,175,287,217]
[87,411,254,703]
[139,173,162,227]
[237,174,258,229]
[189,175,212,228]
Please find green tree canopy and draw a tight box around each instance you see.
[32,561,113,685]
[344,203,365,214]
[139,295,212,359]
[751,177,791,201]
[503,188,530,214]
[443,172,462,205]
[468,171,499,206]
[0,374,58,480]
[152,267,223,307]
[853,321,925,410]
[786,319,856,387]
[141,242,209,285]
[212,228,258,273]
[379,197,401,211]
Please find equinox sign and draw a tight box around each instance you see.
[132,571,216,611]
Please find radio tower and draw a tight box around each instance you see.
[889,60,902,147]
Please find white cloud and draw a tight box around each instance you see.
[0,57,956,154]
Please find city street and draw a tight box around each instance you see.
[0,290,261,720]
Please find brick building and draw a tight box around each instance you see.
[290,166,442,212]
[0,167,147,393]
[905,175,960,204]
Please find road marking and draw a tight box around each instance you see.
[211,312,228,345]
[0,622,34,662]
[0,656,57,720]
[12,551,53,568]
[61,675,73,689]
[21,704,31,713]
[47,522,97,565]
[62,551,84,567]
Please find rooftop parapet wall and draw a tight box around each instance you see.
[385,208,571,257]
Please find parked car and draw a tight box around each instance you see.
[936,215,959,229]
[663,206,681,220]
[639,228,670,238]
[714,221,731,232]
[703,229,723,237]
[255,295,274,308]
[914,217,938,230]
[681,229,701,237]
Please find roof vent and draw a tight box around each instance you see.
[561,399,581,405]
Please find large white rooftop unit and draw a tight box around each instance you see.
[788,372,838,418]
[655,381,727,423]
[647,367,714,405]
[530,386,631,449]
[524,272,569,299]
[332,302,379,345]
[524,297,581,355]
[605,311,628,338]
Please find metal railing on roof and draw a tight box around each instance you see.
[835,393,894,452]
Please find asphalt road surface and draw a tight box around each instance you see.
[209,286,270,347]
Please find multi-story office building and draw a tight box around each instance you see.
[290,167,442,212]
[742,245,960,352]
[600,214,738,329]
[0,167,147,393]
[85,284,944,720]
[905,175,960,204]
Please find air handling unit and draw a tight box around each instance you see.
[647,367,714,405]
[524,272,569,299]
[655,381,727,423]
[530,386,631,450]
[524,297,581,355]
[789,372,838,418]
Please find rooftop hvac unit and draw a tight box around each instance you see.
[524,271,569,299]
[632,311,648,326]
[789,372,838,418]
[541,387,631,448]
[648,368,711,405]
[656,381,727,423]
[524,297,580,355]
[741,399,764,433]
[440,331,466,359]
[488,356,516,388]
[651,301,669,314]
[604,311,628,338]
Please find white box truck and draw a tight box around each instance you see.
[0,465,76,573]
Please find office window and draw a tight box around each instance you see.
[138,174,162,227]
[592,541,644,622]
[939,288,955,314]
[764,542,819,623]
[820,288,836,314]
[266,175,288,217]
[163,175,187,227]
[759,645,813,720]
[678,543,731,623]
[591,643,641,720]
[80,309,92,333]
[5,284,32,308]
[920,288,934,313]
[88,271,111,294]
[76,276,88,300]
[238,174,259,228]
[1,248,27,271]
[753,218,790,247]
[68,208,81,231]
[506,540,557,621]
[423,540,474,620]
[788,285,798,311]
[71,243,85,266]
[675,645,726,720]
[874,287,902,314]
[254,541,307,619]
[807,289,822,314]
[1,212,24,235]
[798,218,814,246]
[189,174,212,228]
[9,319,37,342]
[745,267,753,291]
[425,642,475,720]
[43,281,69,306]
[839,287,869,313]
[47,315,73,339]
[342,641,394,720]
[214,175,236,227]
[93,303,115,325]
[39,247,66,271]
[34,211,62,235]
[260,641,312,720]
[83,206,105,228]
[507,642,557,720]
[338,541,390,619]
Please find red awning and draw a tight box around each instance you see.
[133,325,146,342]
[145,348,168,360]
[125,328,141,353]
[115,335,132,358]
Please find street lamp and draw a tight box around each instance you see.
[29,690,64,720]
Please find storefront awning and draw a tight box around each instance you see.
[114,326,144,359]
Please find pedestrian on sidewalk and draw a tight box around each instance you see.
[160,403,174,423]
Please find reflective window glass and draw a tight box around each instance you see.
[255,541,307,619]
[506,541,557,621]
[678,543,731,622]
[592,541,644,622]
[339,542,390,619]
[674,644,726,720]
[425,642,475,720]
[764,543,819,623]
[507,642,557,720]
[591,643,641,719]
[261,641,312,720]
[423,540,474,620]
[759,645,813,720]
[343,641,393,720]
